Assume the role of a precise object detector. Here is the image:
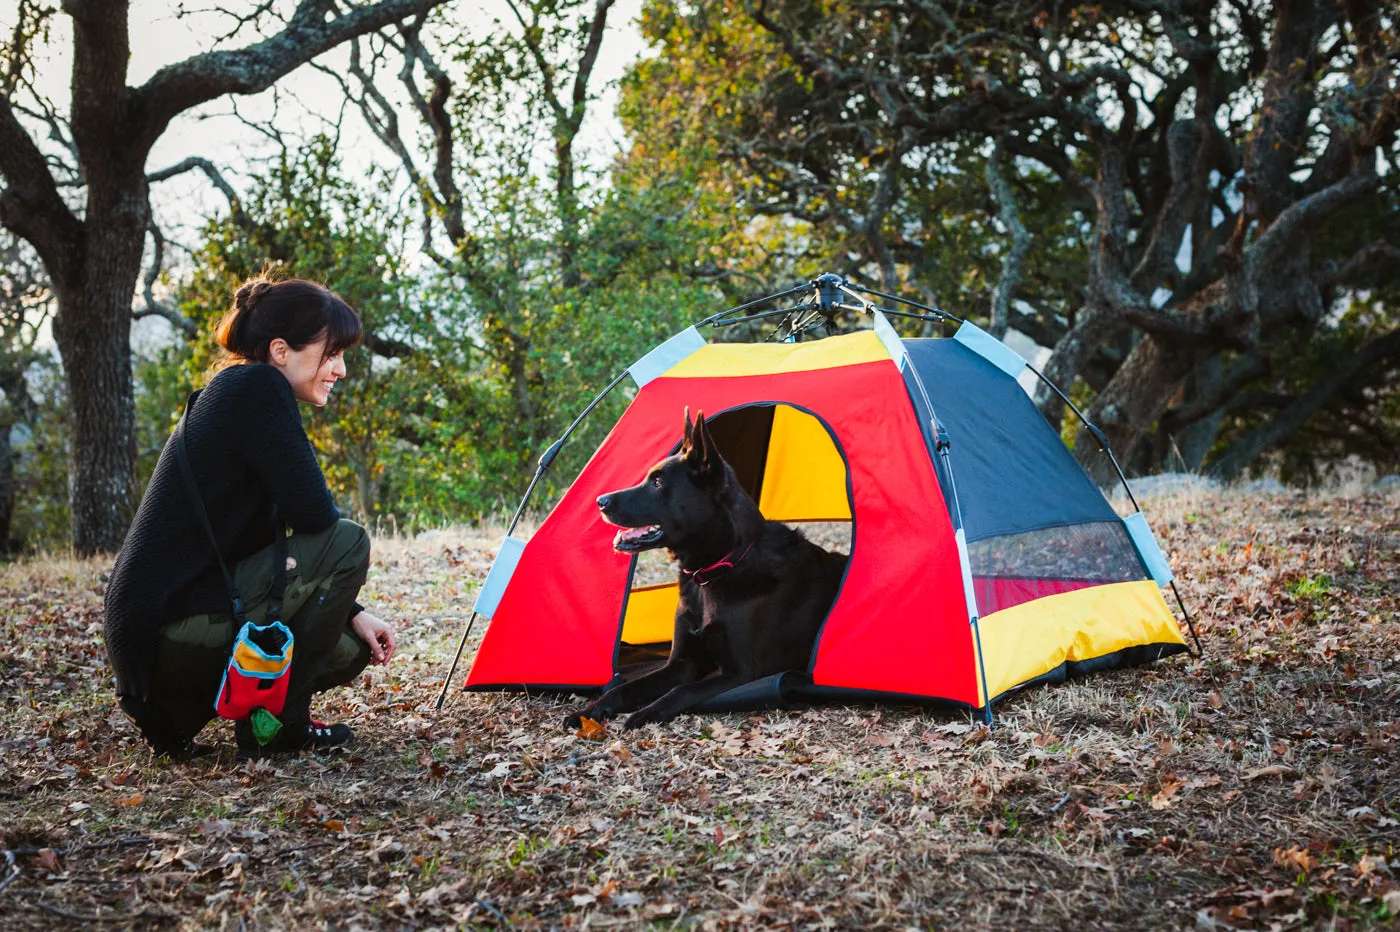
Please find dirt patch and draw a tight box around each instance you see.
[1,491,1397,929]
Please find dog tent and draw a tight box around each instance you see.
[447,281,1196,716]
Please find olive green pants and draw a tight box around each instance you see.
[150,519,373,741]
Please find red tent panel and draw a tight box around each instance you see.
[466,359,978,705]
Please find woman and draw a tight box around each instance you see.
[103,277,395,760]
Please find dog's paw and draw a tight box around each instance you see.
[564,709,608,732]
[622,710,666,730]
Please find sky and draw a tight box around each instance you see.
[3,0,649,347]
[14,0,648,257]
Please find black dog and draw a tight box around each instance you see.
[565,409,849,730]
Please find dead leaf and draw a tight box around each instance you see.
[323,819,345,833]
[35,848,62,874]
[575,717,607,741]
[113,793,143,807]
[1273,845,1315,875]
[1150,777,1186,810]
[1243,765,1296,781]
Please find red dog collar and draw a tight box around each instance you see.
[682,542,755,587]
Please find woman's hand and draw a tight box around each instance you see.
[351,610,396,666]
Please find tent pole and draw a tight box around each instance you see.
[698,283,817,327]
[1170,579,1205,658]
[888,312,996,726]
[1024,366,1142,511]
[845,283,965,325]
[434,610,481,711]
[434,369,631,712]
[936,433,996,728]
[711,303,820,328]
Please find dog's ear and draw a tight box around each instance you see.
[682,406,694,447]
[690,411,723,483]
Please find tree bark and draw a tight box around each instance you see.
[0,0,449,553]
[1075,333,1205,486]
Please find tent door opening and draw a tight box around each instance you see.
[614,403,854,670]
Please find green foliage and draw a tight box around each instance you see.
[141,138,504,526]
[9,359,70,550]
[137,118,733,527]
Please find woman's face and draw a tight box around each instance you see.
[268,336,347,406]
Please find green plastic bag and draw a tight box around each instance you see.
[250,707,283,746]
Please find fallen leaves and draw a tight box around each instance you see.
[1,495,1397,929]
[1149,776,1185,810]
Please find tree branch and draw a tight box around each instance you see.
[0,97,83,287]
[1323,241,1400,288]
[570,0,615,120]
[397,19,464,246]
[131,222,195,337]
[131,0,450,146]
[1207,327,1400,479]
[147,155,255,232]
[1246,165,1381,271]
[984,138,1030,338]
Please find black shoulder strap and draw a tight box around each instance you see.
[267,505,288,623]
[175,408,245,622]
[175,391,288,624]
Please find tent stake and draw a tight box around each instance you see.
[435,611,481,711]
[1170,579,1205,658]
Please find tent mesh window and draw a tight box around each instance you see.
[968,520,1149,616]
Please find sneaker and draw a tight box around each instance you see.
[236,720,355,760]
[306,720,355,750]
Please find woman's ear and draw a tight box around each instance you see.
[268,337,289,366]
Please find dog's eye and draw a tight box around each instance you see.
[651,476,663,488]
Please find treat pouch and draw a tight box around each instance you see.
[215,621,295,720]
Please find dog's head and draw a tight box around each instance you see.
[597,408,737,555]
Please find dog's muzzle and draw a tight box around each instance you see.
[611,525,664,552]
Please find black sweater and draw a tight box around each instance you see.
[104,364,341,700]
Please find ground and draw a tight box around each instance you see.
[1,489,1398,930]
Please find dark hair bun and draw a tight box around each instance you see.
[216,275,362,366]
[234,278,273,316]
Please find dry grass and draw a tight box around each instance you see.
[1,489,1398,930]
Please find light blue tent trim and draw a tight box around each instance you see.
[472,536,528,618]
[953,321,1026,378]
[872,310,908,371]
[230,621,294,672]
[1124,512,1174,585]
[628,326,707,387]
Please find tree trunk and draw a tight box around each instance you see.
[1170,357,1227,471]
[51,186,147,554]
[1075,334,1202,486]
[1206,326,1400,480]
[1033,300,1120,430]
[0,419,16,551]
[555,128,580,290]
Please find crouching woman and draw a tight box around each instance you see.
[103,277,395,760]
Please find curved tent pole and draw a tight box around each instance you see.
[698,283,818,327]
[434,369,631,711]
[845,282,965,325]
[1023,365,1205,658]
